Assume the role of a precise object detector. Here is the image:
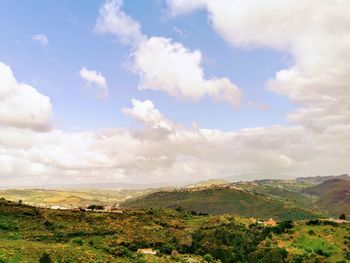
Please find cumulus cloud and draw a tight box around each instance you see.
[122,99,174,131]
[0,62,52,131]
[2,2,350,186]
[95,0,241,107]
[132,37,241,106]
[166,0,207,16]
[31,34,49,46]
[95,0,145,45]
[167,0,350,132]
[79,67,109,99]
[1,98,349,186]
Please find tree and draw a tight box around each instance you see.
[339,213,346,220]
[203,254,214,262]
[39,253,52,263]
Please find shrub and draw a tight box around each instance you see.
[344,251,350,260]
[306,219,321,226]
[203,254,214,262]
[72,238,84,246]
[87,204,104,210]
[44,220,54,229]
[0,222,9,230]
[339,213,346,220]
[315,248,331,257]
[323,251,331,257]
[308,230,315,235]
[39,253,52,263]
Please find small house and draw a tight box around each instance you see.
[137,248,157,255]
[263,218,277,227]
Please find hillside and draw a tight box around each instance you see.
[122,186,321,221]
[1,198,349,262]
[296,174,349,184]
[0,188,154,208]
[302,179,350,216]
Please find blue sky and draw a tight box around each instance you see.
[0,0,348,186]
[0,0,293,132]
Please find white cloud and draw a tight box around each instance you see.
[122,99,174,131]
[1,98,349,186]
[31,34,49,46]
[79,67,109,99]
[166,0,207,16]
[132,37,241,106]
[0,61,52,131]
[2,2,350,186]
[167,0,350,132]
[95,0,146,46]
[96,0,241,107]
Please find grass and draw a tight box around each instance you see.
[271,222,350,262]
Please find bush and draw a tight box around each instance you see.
[72,238,84,246]
[203,254,214,262]
[306,219,321,226]
[0,222,9,230]
[339,213,346,220]
[87,204,104,210]
[308,230,315,235]
[344,251,350,260]
[315,249,331,257]
[39,253,52,263]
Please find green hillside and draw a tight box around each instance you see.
[122,187,321,221]
[1,198,349,262]
[302,179,350,216]
[0,188,153,208]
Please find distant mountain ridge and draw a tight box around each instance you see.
[302,178,350,215]
[1,174,348,219]
[122,174,350,219]
[296,174,349,183]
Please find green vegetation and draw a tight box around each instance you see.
[302,179,350,216]
[123,187,321,221]
[0,188,154,208]
[1,198,349,262]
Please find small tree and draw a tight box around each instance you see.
[39,253,52,263]
[203,254,214,262]
[339,213,346,220]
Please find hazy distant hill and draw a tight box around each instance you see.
[186,179,230,188]
[296,174,349,184]
[302,178,350,216]
[0,188,154,208]
[122,186,320,220]
[1,174,347,217]
[123,174,350,220]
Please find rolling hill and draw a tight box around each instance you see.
[302,178,350,216]
[122,186,321,221]
[1,198,349,262]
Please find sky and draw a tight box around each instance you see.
[0,0,349,187]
